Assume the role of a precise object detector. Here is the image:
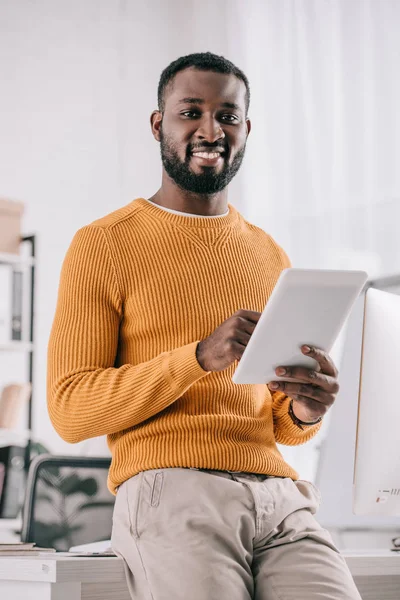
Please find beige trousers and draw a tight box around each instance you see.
[111,467,362,600]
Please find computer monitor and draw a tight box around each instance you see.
[315,280,400,531]
[353,287,400,515]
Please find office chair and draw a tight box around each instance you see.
[21,454,114,551]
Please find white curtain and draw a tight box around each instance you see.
[225,0,400,483]
[230,0,400,279]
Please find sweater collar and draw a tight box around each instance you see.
[133,198,239,229]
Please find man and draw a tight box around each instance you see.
[47,52,361,600]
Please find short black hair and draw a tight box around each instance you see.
[157,51,250,116]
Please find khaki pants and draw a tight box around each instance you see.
[111,467,362,600]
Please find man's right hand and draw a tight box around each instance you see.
[196,309,261,372]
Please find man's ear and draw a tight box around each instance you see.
[150,110,163,142]
[246,118,251,137]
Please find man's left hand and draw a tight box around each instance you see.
[267,345,340,423]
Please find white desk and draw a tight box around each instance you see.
[0,551,399,600]
[0,555,130,600]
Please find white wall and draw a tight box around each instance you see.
[0,0,244,454]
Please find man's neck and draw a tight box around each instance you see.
[149,176,229,217]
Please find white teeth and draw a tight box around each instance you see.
[192,152,221,159]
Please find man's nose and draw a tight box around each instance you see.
[196,117,225,142]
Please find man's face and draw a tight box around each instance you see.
[155,68,250,194]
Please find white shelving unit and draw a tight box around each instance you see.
[0,237,35,429]
[0,237,36,521]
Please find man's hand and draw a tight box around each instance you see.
[196,309,261,372]
[267,345,340,423]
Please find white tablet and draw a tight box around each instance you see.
[232,268,368,385]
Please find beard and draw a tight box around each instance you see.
[159,128,246,195]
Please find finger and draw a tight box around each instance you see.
[268,381,335,407]
[233,340,249,361]
[235,309,262,324]
[236,317,260,336]
[274,366,339,394]
[234,329,253,346]
[301,345,338,378]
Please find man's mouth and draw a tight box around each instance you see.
[192,151,222,159]
[190,148,226,166]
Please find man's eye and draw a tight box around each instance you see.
[181,111,200,118]
[220,114,238,123]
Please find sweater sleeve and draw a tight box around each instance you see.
[47,225,209,443]
[271,390,322,445]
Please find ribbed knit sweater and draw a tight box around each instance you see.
[47,198,321,493]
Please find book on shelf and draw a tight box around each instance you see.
[0,264,12,344]
[0,463,4,502]
[0,264,25,343]
[11,270,23,341]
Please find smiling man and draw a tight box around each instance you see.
[153,66,248,204]
[47,53,361,600]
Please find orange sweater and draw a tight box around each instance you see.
[47,198,321,493]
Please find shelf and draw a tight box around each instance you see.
[0,428,31,436]
[0,429,31,448]
[0,252,35,267]
[0,342,33,352]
